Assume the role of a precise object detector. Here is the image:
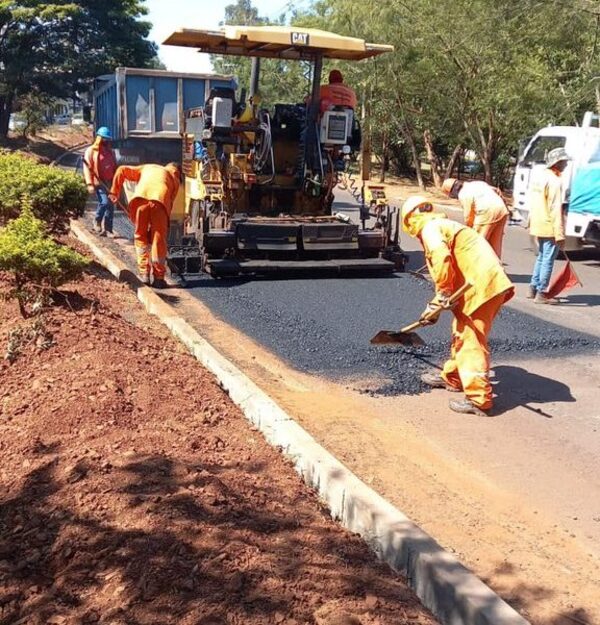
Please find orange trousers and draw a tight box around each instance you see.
[441,293,506,410]
[474,215,508,259]
[133,200,169,279]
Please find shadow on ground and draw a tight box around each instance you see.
[492,365,575,417]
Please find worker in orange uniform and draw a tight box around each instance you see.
[109,163,181,289]
[319,69,357,113]
[402,195,514,416]
[441,178,510,258]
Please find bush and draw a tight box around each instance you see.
[0,151,87,232]
[0,199,88,317]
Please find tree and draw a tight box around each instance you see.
[14,90,54,138]
[0,199,88,317]
[0,1,159,138]
[211,0,311,107]
[297,0,600,185]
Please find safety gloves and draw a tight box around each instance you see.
[419,291,457,325]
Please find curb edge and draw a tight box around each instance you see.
[70,219,530,625]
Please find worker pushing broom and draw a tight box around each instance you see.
[373,196,514,416]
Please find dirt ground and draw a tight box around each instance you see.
[2,126,92,163]
[135,267,600,625]
[0,241,438,625]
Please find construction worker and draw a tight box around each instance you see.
[109,163,181,289]
[319,69,357,113]
[402,195,514,416]
[83,127,117,237]
[527,147,569,304]
[441,178,509,258]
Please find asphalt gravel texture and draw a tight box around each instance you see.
[110,213,599,396]
[184,273,599,396]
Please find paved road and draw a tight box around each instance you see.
[88,178,600,624]
[171,191,600,396]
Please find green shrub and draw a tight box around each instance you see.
[0,199,88,317]
[0,151,87,232]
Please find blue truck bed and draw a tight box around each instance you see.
[569,163,600,217]
[93,67,235,164]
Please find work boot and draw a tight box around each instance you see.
[93,219,102,233]
[449,398,488,417]
[420,372,461,392]
[526,286,537,299]
[98,230,107,237]
[138,273,151,286]
[152,278,168,289]
[534,292,558,305]
[105,230,116,239]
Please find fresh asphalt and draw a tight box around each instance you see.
[110,191,600,396]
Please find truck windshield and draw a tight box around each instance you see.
[521,136,566,166]
[587,138,600,163]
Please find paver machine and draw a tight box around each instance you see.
[163,25,404,277]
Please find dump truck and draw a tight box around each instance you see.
[514,111,600,251]
[93,67,236,165]
[163,25,404,278]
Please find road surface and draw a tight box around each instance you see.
[77,168,600,625]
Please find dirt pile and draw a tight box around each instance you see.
[0,247,437,625]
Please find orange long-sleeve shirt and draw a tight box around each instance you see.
[319,83,357,110]
[83,139,117,187]
[527,168,565,241]
[457,181,509,227]
[110,164,180,216]
[419,217,514,316]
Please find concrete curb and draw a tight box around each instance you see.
[70,219,530,625]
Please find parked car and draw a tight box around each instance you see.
[8,114,26,131]
[54,114,71,125]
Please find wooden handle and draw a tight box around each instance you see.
[446,282,471,305]
[398,283,472,333]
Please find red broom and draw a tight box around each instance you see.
[546,251,583,299]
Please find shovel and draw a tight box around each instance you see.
[370,283,471,346]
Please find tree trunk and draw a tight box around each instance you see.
[0,93,14,139]
[423,129,443,188]
[482,155,493,184]
[395,93,425,189]
[360,88,372,182]
[405,129,424,189]
[474,113,496,184]
[379,130,388,183]
[444,144,463,179]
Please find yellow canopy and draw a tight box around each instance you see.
[163,25,393,61]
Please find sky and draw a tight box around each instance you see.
[144,0,311,73]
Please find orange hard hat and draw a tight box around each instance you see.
[441,178,457,196]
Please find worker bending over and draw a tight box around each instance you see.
[109,163,181,289]
[402,195,514,416]
[441,178,509,258]
[319,69,357,113]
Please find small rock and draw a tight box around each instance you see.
[365,594,379,610]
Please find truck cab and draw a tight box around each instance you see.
[513,112,600,251]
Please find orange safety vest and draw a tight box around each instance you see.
[83,142,117,186]
[419,217,514,316]
[319,83,357,111]
[110,164,180,218]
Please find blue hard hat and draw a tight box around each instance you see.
[96,126,112,140]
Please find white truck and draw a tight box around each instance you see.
[513,112,600,251]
